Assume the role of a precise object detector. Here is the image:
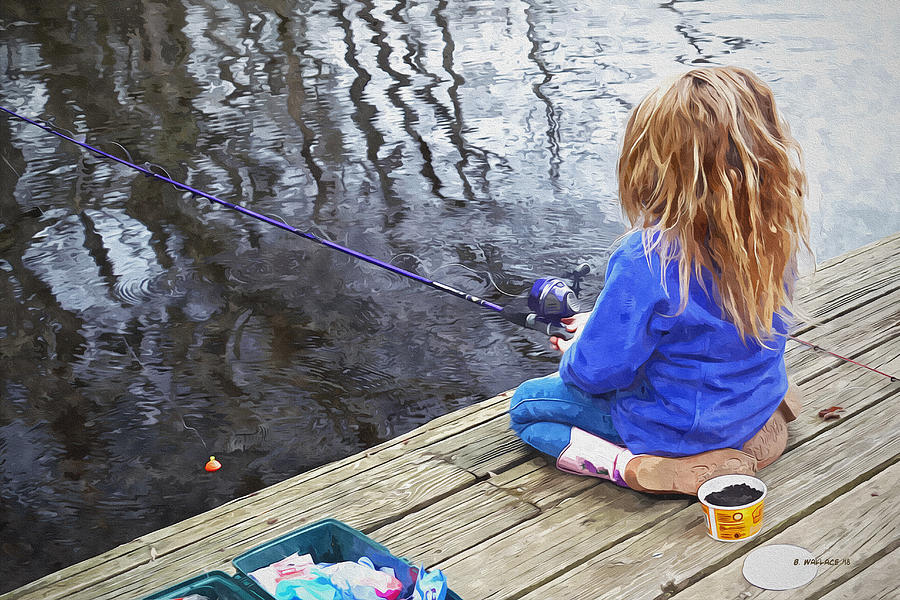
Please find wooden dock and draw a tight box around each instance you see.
[6,233,898,600]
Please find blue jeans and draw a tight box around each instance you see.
[509,373,624,457]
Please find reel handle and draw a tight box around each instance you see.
[572,263,591,278]
[528,316,574,341]
[501,309,573,340]
[570,263,590,297]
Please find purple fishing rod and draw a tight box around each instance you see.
[0,105,573,339]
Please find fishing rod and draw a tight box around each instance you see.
[9,106,892,381]
[787,336,897,382]
[0,105,581,339]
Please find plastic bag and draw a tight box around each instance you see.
[249,552,318,594]
[411,565,447,600]
[254,554,403,600]
[321,557,403,600]
[274,577,340,600]
[250,552,447,600]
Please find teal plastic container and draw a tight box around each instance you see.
[141,518,461,600]
[140,571,268,600]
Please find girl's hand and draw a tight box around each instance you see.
[549,312,590,353]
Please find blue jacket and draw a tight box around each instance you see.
[559,231,789,456]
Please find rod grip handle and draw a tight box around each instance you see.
[525,314,574,340]
[500,308,573,340]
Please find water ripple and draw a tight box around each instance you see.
[2,0,898,593]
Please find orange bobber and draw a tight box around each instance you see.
[205,456,222,472]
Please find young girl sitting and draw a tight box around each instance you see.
[509,66,808,495]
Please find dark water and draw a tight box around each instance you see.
[1,0,897,592]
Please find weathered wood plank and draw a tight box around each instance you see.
[372,321,899,599]
[63,457,474,600]
[785,287,899,383]
[784,344,898,449]
[434,483,691,599]
[512,382,900,600]
[809,232,898,274]
[795,235,899,327]
[797,250,898,307]
[817,548,899,600]
[425,413,531,477]
[672,462,900,599]
[368,481,542,567]
[486,455,602,509]
[796,232,897,295]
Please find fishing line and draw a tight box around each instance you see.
[123,337,212,452]
[107,141,134,164]
[41,116,79,139]
[180,415,209,450]
[2,153,19,177]
[388,252,520,297]
[144,162,176,182]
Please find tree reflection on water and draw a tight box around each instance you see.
[1,0,897,591]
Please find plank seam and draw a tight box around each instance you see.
[792,283,899,335]
[502,503,691,600]
[812,234,898,273]
[353,459,489,536]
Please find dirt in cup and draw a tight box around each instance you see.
[703,483,764,507]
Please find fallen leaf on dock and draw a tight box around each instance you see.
[817,406,845,420]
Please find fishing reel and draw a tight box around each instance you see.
[506,263,591,339]
[528,263,591,321]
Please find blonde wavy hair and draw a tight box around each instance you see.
[618,66,810,343]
